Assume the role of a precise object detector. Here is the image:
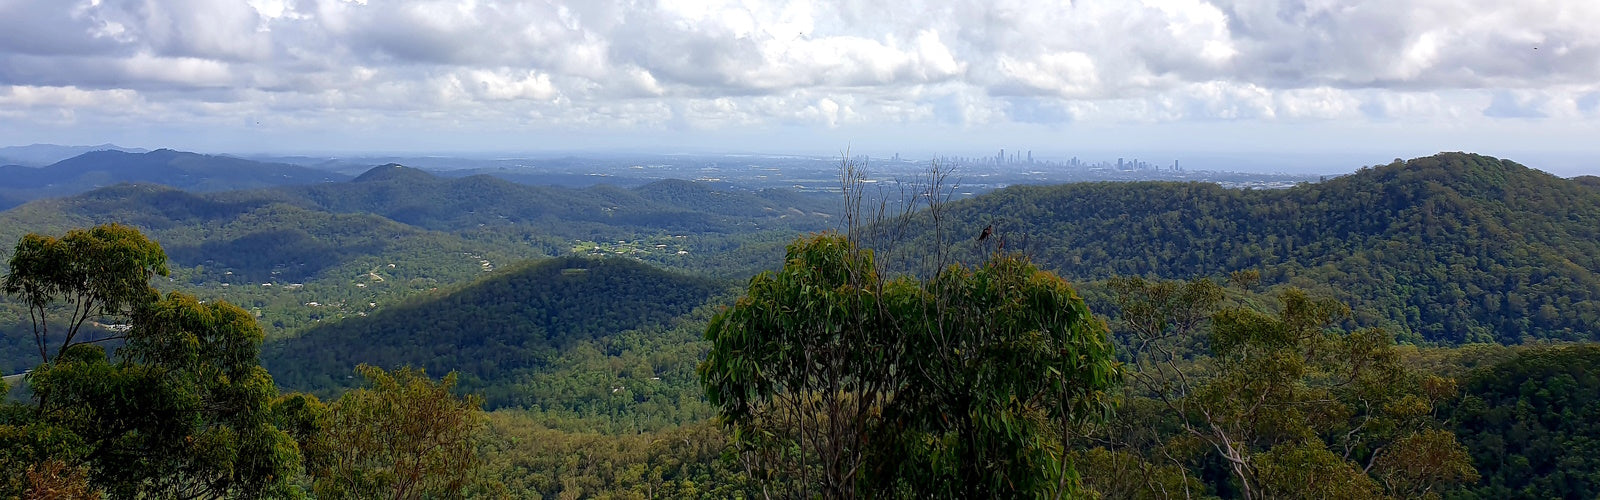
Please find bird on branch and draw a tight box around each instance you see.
[978,224,993,242]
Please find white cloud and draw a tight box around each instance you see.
[0,85,143,108]
[463,69,559,101]
[1,0,1598,152]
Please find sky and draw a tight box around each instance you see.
[1,0,1598,174]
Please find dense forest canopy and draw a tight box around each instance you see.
[3,152,1599,498]
[262,255,726,408]
[909,153,1600,344]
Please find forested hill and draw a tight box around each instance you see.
[0,164,833,285]
[0,183,501,284]
[0,149,348,205]
[261,256,726,407]
[275,164,833,234]
[927,152,1600,344]
[1576,175,1600,191]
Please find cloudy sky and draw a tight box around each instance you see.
[2,0,1598,172]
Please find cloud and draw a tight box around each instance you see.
[1484,90,1548,119]
[1579,92,1600,115]
[2,0,1598,148]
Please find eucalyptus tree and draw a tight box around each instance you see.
[3,223,168,364]
[1096,276,1477,499]
[2,225,302,499]
[700,233,1119,498]
[312,365,487,500]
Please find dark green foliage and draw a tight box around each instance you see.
[1572,175,1600,191]
[506,304,727,434]
[1,225,302,499]
[1446,344,1600,499]
[912,153,1600,344]
[40,295,301,499]
[881,252,1119,497]
[263,256,726,408]
[700,233,1119,498]
[3,223,168,364]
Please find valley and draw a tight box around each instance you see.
[2,149,1597,498]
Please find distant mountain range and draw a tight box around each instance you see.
[0,162,833,283]
[0,149,348,210]
[0,143,147,166]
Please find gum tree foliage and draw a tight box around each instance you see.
[2,223,168,364]
[699,232,1119,498]
[310,364,487,500]
[1084,276,1477,500]
[1,225,302,499]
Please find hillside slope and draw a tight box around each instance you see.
[0,149,348,203]
[0,169,832,373]
[275,165,833,235]
[261,256,726,407]
[921,153,1600,344]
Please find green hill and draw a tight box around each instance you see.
[916,152,1600,344]
[261,256,726,408]
[0,162,833,288]
[351,163,439,183]
[0,149,347,203]
[277,165,832,235]
[0,183,508,284]
[0,169,829,376]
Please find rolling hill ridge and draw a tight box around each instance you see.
[0,149,348,208]
[0,164,836,373]
[922,152,1600,344]
[261,256,726,408]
